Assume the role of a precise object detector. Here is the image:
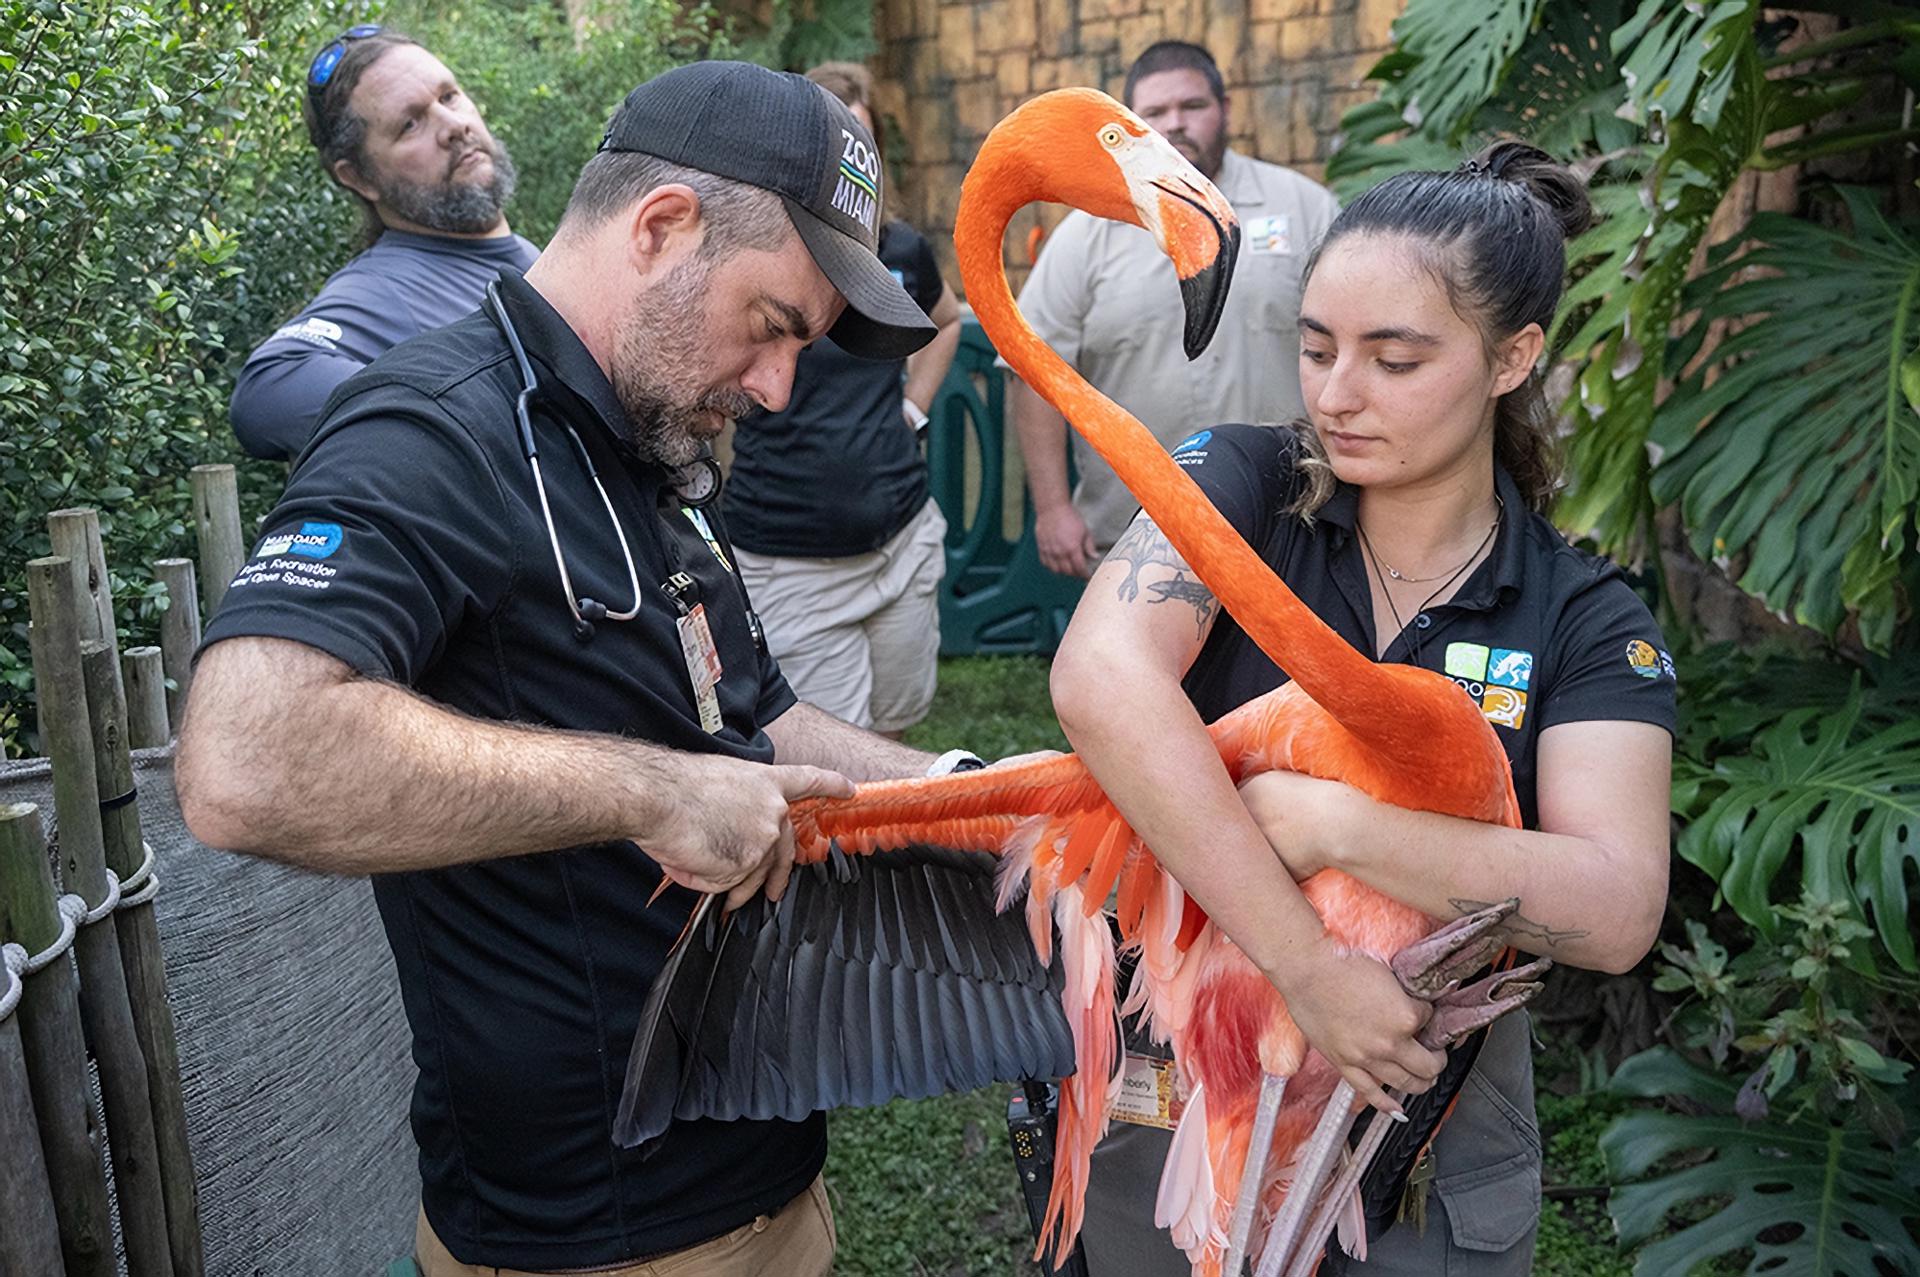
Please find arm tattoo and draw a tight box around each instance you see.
[1147,573,1219,637]
[1449,897,1591,950]
[1108,518,1189,603]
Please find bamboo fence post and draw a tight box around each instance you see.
[153,558,201,729]
[83,642,204,1276]
[27,558,177,1277]
[0,802,116,1277]
[189,465,245,617]
[0,919,65,1276]
[123,647,171,749]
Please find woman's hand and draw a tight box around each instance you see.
[1276,938,1448,1117]
[1238,771,1371,881]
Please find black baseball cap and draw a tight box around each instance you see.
[600,61,937,361]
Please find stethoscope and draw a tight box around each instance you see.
[485,281,727,643]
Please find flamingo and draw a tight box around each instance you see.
[617,89,1546,1276]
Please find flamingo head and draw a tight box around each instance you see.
[972,88,1240,358]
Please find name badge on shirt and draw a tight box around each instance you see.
[1244,213,1293,256]
[677,603,725,734]
[1108,1052,1184,1129]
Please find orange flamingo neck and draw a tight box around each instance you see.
[956,120,1456,752]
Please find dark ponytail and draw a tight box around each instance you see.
[1293,140,1591,513]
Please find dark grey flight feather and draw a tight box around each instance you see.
[613,843,1076,1151]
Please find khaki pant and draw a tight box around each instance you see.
[735,497,947,733]
[414,1176,835,1277]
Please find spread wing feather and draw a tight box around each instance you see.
[615,843,1078,1150]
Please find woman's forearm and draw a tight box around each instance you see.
[1332,802,1663,973]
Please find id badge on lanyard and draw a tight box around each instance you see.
[663,566,725,735]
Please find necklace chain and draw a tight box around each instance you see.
[1360,501,1503,584]
[1359,497,1504,661]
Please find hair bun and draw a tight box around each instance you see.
[1467,140,1593,240]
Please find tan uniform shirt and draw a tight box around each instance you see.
[1012,148,1339,550]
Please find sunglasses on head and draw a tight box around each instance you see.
[307,23,383,101]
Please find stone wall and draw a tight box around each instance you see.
[869,0,1402,293]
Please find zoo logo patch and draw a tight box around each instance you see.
[1444,641,1533,730]
[1625,639,1662,680]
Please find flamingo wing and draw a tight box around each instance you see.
[613,841,1078,1151]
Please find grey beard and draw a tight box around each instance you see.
[380,139,518,235]
[611,259,757,466]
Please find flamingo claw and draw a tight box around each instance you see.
[1388,898,1518,999]
[1421,956,1551,1048]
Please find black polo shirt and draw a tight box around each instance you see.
[199,271,817,1270]
[722,219,944,557]
[1171,424,1676,828]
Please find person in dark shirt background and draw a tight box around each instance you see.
[722,61,962,738]
[228,26,539,461]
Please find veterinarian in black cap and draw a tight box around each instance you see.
[180,61,951,1276]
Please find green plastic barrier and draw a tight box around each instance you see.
[927,322,1085,654]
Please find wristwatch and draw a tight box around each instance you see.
[926,748,986,777]
[902,398,931,435]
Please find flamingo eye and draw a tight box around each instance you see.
[1098,125,1125,149]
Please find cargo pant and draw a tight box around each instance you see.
[1077,1012,1540,1276]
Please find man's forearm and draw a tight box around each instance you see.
[178,639,696,874]
[765,701,932,781]
[1009,378,1074,511]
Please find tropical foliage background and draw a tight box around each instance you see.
[1331,0,1920,1269]
[6,0,1920,1270]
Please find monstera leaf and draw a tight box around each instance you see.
[1604,1048,1920,1276]
[1369,0,1548,143]
[1649,187,1920,652]
[1477,0,1638,158]
[1612,0,1760,129]
[1325,0,1547,194]
[1553,48,1770,558]
[1674,686,1920,972]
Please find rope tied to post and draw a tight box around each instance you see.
[0,891,88,1021]
[116,839,160,910]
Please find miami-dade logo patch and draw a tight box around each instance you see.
[1444,641,1532,730]
[258,521,344,560]
[1626,639,1661,679]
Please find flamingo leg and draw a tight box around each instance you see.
[1262,954,1554,1277]
[1222,1070,1290,1275]
[1253,1078,1357,1277]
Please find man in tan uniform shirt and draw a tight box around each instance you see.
[1010,40,1339,576]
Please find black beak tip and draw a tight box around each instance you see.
[1180,220,1239,361]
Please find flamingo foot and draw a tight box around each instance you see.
[1388,898,1517,999]
[1249,910,1549,1277]
[1267,956,1553,1277]
[1222,1071,1289,1275]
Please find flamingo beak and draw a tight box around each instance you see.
[1133,142,1239,360]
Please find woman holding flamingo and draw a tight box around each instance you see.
[1054,143,1676,1274]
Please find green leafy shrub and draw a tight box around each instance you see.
[1,0,359,755]
[0,0,798,757]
